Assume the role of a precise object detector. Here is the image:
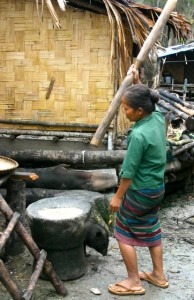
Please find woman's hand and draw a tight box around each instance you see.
[109,195,123,213]
[127,64,141,85]
[109,178,132,213]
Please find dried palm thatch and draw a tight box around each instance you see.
[36,0,191,75]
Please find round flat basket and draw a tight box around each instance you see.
[0,156,19,175]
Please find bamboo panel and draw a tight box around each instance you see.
[0,32,6,43]
[0,43,15,52]
[39,51,55,59]
[8,82,25,89]
[0,0,114,128]
[15,99,25,110]
[90,102,110,109]
[56,31,72,41]
[0,73,14,82]
[6,52,25,60]
[32,72,48,82]
[23,94,39,101]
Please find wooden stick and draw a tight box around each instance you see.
[0,212,20,251]
[90,0,178,147]
[21,250,47,300]
[0,259,22,300]
[46,76,55,99]
[0,195,68,297]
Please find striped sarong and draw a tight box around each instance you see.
[114,186,165,247]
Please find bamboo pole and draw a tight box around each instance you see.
[90,0,178,147]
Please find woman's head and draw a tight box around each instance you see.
[121,84,159,121]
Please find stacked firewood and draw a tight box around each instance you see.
[158,89,194,193]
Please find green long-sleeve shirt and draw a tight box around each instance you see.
[119,111,166,190]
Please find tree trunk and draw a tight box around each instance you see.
[0,149,126,166]
[17,165,118,191]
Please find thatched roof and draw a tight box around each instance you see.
[36,1,192,75]
[40,1,191,40]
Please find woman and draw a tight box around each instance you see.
[108,67,168,296]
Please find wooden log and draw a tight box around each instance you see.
[21,249,47,300]
[173,141,194,156]
[158,99,189,120]
[0,212,20,252]
[0,129,97,138]
[0,149,126,166]
[159,94,194,116]
[165,168,192,184]
[17,165,118,191]
[165,159,192,173]
[168,139,192,146]
[0,194,68,297]
[90,0,178,147]
[0,259,22,300]
[159,89,194,110]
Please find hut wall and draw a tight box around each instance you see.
[0,0,114,130]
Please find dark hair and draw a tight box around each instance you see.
[123,84,159,113]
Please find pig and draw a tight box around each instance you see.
[84,223,109,256]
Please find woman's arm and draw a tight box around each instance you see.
[109,178,132,213]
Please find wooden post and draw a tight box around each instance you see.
[90,0,178,147]
[5,179,27,255]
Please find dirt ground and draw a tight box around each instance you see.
[1,189,194,300]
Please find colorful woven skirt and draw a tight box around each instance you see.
[114,186,165,247]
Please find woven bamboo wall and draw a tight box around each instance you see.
[0,0,114,130]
